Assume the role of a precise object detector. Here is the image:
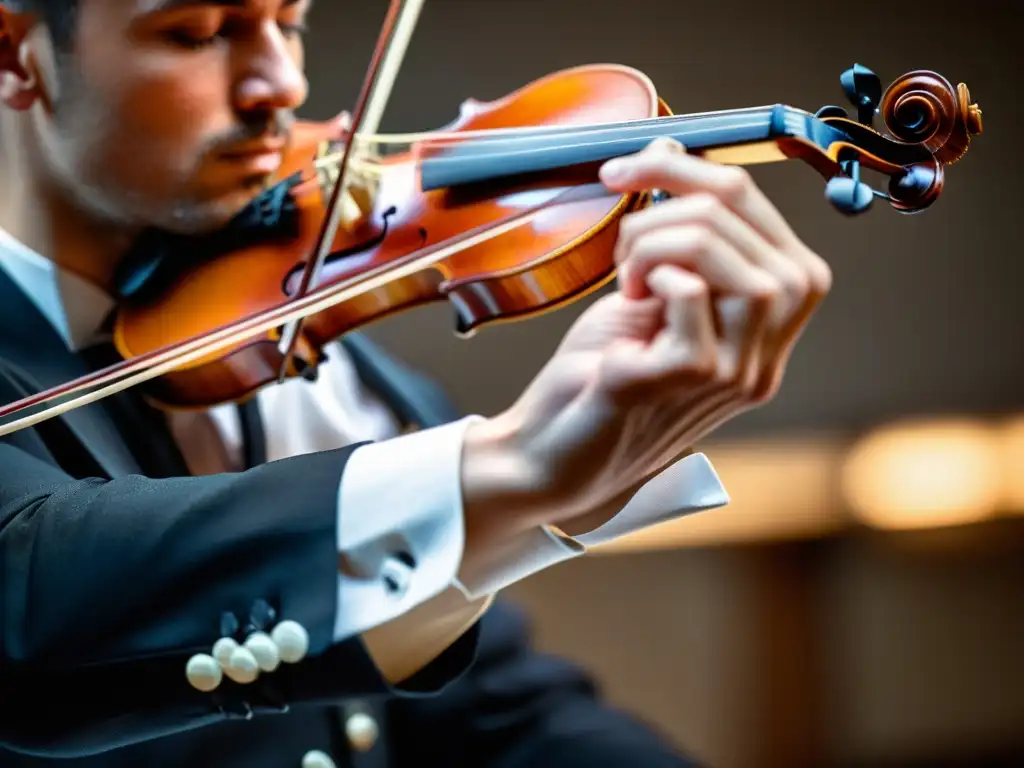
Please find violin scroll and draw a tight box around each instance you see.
[880,70,983,164]
[813,64,980,216]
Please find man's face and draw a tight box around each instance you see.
[27,0,311,234]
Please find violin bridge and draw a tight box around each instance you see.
[315,140,379,232]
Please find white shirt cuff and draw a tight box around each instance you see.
[455,452,729,600]
[331,415,484,642]
[574,451,729,546]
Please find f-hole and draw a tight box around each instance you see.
[280,205,411,296]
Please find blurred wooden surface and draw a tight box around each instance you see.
[505,524,1024,767]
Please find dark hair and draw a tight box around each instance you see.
[7,0,77,50]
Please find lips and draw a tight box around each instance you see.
[219,137,288,159]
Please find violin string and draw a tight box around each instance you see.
[0,184,621,436]
[336,104,779,150]
[415,120,774,167]
[311,107,780,173]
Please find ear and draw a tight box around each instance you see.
[0,5,41,111]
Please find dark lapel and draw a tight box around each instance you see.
[0,267,142,479]
[339,334,463,430]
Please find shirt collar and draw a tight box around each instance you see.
[0,226,115,351]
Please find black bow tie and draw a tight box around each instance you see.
[112,173,302,304]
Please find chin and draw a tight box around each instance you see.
[159,185,266,235]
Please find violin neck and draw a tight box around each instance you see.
[418,105,818,191]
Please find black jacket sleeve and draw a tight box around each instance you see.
[386,601,701,767]
[0,395,479,757]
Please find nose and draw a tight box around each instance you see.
[234,23,307,114]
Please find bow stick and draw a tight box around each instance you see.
[276,0,426,379]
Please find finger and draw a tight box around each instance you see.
[618,224,779,301]
[646,265,717,356]
[618,193,823,337]
[617,194,773,271]
[747,246,833,403]
[600,140,797,249]
[602,266,718,394]
[714,294,771,389]
[750,294,821,403]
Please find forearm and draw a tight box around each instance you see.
[0,444,343,753]
[454,417,724,598]
[1,445,345,671]
[0,435,483,756]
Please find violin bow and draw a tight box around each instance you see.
[276,0,426,379]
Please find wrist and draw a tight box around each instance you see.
[460,410,542,545]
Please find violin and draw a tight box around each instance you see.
[0,0,983,437]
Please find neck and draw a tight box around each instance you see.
[418,106,801,191]
[0,115,135,294]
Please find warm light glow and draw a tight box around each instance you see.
[995,415,1024,512]
[840,419,1002,530]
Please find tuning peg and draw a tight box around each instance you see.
[825,158,875,215]
[839,64,882,126]
[826,176,874,214]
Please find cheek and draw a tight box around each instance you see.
[74,52,233,184]
[113,67,230,159]
[72,11,233,175]
[72,74,229,204]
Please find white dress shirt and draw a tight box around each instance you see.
[0,227,730,655]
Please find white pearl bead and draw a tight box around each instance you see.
[212,636,239,668]
[244,631,280,672]
[301,749,337,768]
[345,711,379,752]
[185,653,222,692]
[223,645,260,684]
[271,620,309,664]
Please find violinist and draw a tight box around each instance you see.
[0,0,833,765]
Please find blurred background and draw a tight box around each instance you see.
[301,1,1022,765]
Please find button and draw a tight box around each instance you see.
[381,554,413,598]
[223,645,260,684]
[185,653,222,692]
[302,749,337,768]
[248,599,277,632]
[244,631,281,672]
[345,711,379,752]
[212,637,239,668]
[271,620,309,664]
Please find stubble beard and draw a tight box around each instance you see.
[43,59,243,237]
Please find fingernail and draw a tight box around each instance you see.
[652,136,682,153]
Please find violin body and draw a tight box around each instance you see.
[0,58,981,433]
[113,65,665,409]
